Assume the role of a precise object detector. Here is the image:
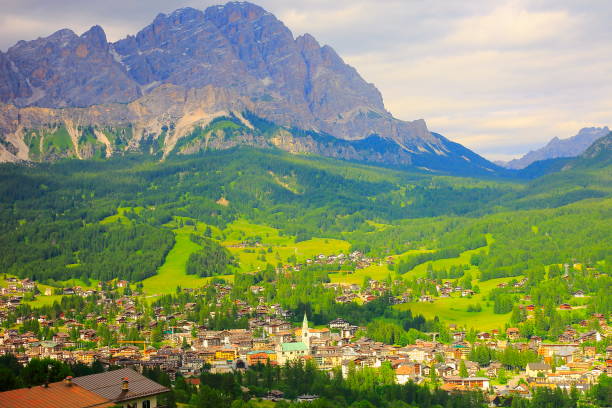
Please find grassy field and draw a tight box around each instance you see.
[390,235,519,331]
[329,262,393,284]
[1,275,73,307]
[27,294,65,308]
[395,275,521,331]
[221,219,351,273]
[404,234,494,279]
[100,206,143,225]
[327,249,431,285]
[141,225,233,296]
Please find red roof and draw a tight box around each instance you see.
[0,381,115,408]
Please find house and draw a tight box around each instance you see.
[573,290,585,298]
[506,328,520,341]
[526,362,552,378]
[0,377,115,408]
[578,331,604,343]
[477,332,491,341]
[72,368,169,407]
[247,350,277,366]
[442,376,490,391]
[559,304,572,310]
[0,368,169,408]
[297,394,319,402]
[395,363,422,384]
[329,318,350,330]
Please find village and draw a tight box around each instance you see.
[0,273,610,405]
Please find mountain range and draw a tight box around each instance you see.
[0,2,504,176]
[499,126,610,169]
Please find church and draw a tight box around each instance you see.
[276,313,311,365]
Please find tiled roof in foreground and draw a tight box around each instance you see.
[0,381,115,408]
[73,367,170,402]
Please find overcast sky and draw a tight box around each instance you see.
[1,0,610,161]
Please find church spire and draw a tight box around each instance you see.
[302,312,309,348]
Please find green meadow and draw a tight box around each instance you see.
[395,276,520,331]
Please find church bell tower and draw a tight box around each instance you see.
[302,313,310,348]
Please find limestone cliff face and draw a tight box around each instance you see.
[0,2,502,176]
[3,26,140,108]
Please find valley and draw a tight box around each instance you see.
[0,1,610,407]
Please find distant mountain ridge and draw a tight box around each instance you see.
[501,127,610,169]
[0,2,503,176]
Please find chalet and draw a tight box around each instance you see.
[573,290,586,298]
[486,362,503,377]
[558,332,575,343]
[52,332,70,344]
[79,329,98,341]
[559,304,572,310]
[477,332,491,341]
[506,328,520,341]
[578,330,604,343]
[529,336,542,347]
[341,325,359,339]
[329,318,350,330]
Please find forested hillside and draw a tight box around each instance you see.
[0,145,609,287]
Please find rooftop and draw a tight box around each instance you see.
[280,342,308,352]
[0,381,115,408]
[73,367,169,402]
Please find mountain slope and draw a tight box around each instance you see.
[565,131,612,170]
[0,2,503,176]
[502,126,610,169]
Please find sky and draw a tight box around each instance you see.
[1,0,611,161]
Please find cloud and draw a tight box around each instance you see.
[445,1,575,48]
[0,0,610,160]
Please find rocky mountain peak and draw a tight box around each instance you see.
[0,1,504,176]
[502,126,610,169]
[81,25,108,49]
[205,1,271,23]
[295,33,320,51]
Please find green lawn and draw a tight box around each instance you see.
[329,262,393,284]
[394,276,521,331]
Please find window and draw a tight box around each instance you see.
[142,400,151,408]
